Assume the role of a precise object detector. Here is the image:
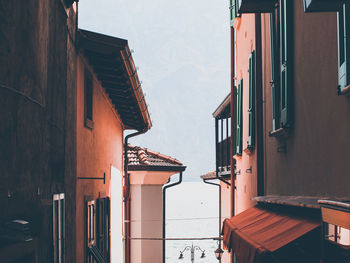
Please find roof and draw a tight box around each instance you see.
[213,93,231,119]
[78,29,152,131]
[253,195,335,209]
[200,170,231,180]
[200,171,216,180]
[127,145,186,172]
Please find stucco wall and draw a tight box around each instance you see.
[234,14,258,214]
[262,1,350,198]
[76,56,124,262]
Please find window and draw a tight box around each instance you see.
[270,0,293,133]
[53,193,65,263]
[280,0,293,128]
[230,0,241,26]
[337,2,350,94]
[84,69,94,129]
[270,10,281,131]
[235,79,243,155]
[248,50,255,149]
[96,197,110,262]
[86,200,96,263]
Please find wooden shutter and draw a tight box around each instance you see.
[233,87,237,157]
[248,51,255,148]
[97,198,105,258]
[280,0,293,127]
[270,11,281,131]
[337,3,350,93]
[236,80,243,155]
[97,197,111,262]
[105,197,110,263]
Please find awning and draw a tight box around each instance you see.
[222,206,320,263]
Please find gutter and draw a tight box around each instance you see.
[123,129,148,263]
[162,172,183,263]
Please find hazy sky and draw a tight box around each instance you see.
[79,0,230,181]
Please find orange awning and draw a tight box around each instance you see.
[222,206,320,263]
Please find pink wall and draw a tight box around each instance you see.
[76,55,124,263]
[233,14,258,215]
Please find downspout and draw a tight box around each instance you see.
[124,129,148,263]
[230,25,236,263]
[255,14,265,196]
[162,171,183,263]
[203,178,222,263]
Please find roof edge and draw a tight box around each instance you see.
[213,93,231,118]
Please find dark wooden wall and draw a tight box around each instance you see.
[0,0,77,261]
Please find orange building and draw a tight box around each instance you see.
[220,1,350,262]
[76,29,151,263]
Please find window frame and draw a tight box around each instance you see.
[235,79,243,155]
[86,199,96,263]
[269,0,293,135]
[53,193,65,263]
[337,2,350,95]
[248,50,256,149]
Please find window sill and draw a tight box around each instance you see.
[85,118,94,130]
[339,85,350,96]
[269,127,289,140]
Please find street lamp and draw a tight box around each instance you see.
[178,243,205,262]
[214,240,224,261]
[214,246,224,260]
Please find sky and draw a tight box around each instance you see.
[79,0,230,181]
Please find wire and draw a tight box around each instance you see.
[127,237,222,241]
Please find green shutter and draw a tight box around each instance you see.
[236,79,243,155]
[270,12,280,131]
[248,51,255,149]
[337,2,350,93]
[280,0,293,127]
[230,0,241,27]
[233,87,237,156]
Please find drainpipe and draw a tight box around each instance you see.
[230,25,236,263]
[162,172,183,263]
[124,129,148,263]
[255,14,264,197]
[203,178,222,263]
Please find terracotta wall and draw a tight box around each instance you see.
[233,14,258,214]
[76,55,124,262]
[262,1,350,198]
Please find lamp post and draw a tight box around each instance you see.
[213,239,224,261]
[178,243,205,263]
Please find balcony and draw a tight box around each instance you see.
[237,0,277,13]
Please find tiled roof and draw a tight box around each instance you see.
[127,145,186,172]
[200,171,216,180]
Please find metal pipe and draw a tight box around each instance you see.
[230,25,236,263]
[203,178,222,263]
[255,13,265,196]
[124,129,148,263]
[162,172,183,263]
